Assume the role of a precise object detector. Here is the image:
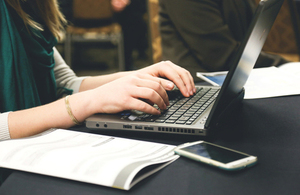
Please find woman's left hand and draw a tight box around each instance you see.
[135,61,196,97]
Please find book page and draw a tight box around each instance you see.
[0,129,178,190]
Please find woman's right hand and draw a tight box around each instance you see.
[89,73,170,115]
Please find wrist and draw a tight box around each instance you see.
[64,95,82,125]
[66,91,96,123]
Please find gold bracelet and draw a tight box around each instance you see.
[65,95,82,125]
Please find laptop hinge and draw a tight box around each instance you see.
[205,88,245,136]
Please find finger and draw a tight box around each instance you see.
[165,61,196,95]
[154,61,191,97]
[127,98,161,115]
[134,74,170,106]
[136,73,175,91]
[157,78,175,91]
[141,99,154,106]
[131,86,167,111]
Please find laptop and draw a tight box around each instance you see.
[85,0,284,136]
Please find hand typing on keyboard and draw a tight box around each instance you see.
[121,87,219,125]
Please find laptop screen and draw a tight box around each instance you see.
[205,0,285,129]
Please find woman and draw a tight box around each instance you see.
[0,0,195,141]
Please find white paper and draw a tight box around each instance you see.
[244,65,300,99]
[0,129,178,190]
[197,62,300,99]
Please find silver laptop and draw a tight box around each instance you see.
[85,0,284,136]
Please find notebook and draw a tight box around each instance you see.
[85,0,284,136]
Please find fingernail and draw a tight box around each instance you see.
[167,82,174,90]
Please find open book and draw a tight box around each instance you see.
[0,129,179,190]
[197,62,300,99]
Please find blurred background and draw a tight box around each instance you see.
[57,0,151,77]
[56,0,300,77]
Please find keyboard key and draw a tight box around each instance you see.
[175,120,186,124]
[165,119,176,123]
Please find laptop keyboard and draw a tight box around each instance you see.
[121,87,220,125]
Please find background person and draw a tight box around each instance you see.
[159,0,288,81]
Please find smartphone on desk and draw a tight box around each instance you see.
[174,141,257,171]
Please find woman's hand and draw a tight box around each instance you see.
[136,61,196,97]
[80,61,195,115]
[90,73,170,115]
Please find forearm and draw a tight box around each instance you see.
[8,64,132,139]
[53,47,133,92]
[8,91,96,139]
[79,71,133,91]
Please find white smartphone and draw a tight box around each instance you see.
[174,141,257,171]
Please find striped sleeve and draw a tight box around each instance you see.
[0,112,11,141]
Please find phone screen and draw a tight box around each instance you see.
[180,142,249,164]
[204,75,226,86]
